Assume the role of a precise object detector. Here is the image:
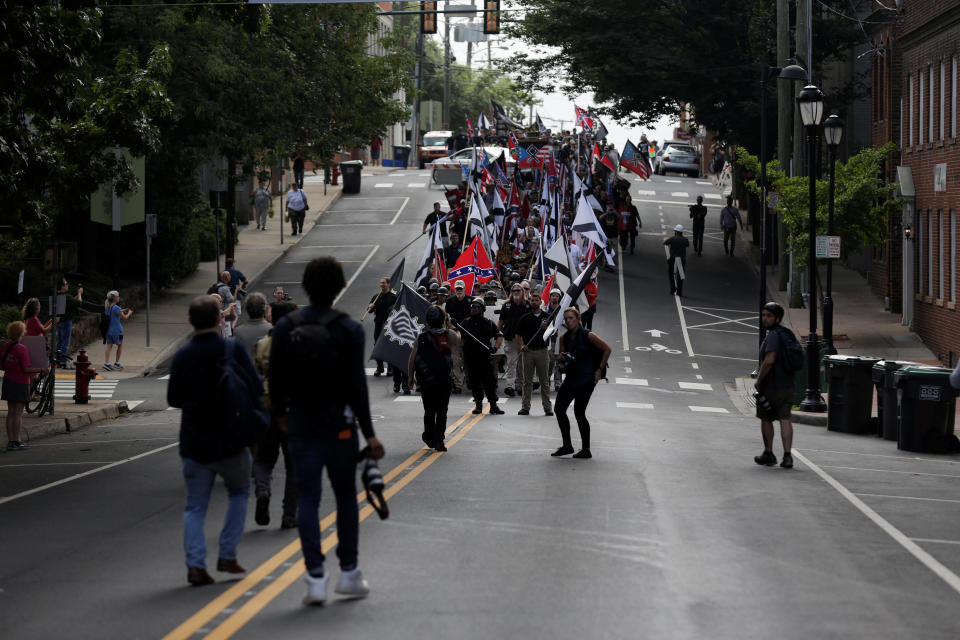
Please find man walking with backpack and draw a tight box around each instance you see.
[408,306,455,451]
[167,296,264,586]
[269,257,385,605]
[720,196,743,256]
[753,302,799,469]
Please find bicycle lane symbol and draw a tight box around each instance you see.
[635,343,682,354]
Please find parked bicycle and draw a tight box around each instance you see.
[25,350,72,417]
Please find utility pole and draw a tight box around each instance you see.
[777,0,791,291]
[443,7,451,128]
[790,0,810,308]
[487,40,491,69]
[467,40,472,67]
[413,28,424,163]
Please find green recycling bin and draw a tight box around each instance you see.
[871,360,921,440]
[339,160,363,194]
[825,355,881,434]
[793,339,826,407]
[894,366,959,453]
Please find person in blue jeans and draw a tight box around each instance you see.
[269,257,385,606]
[55,278,82,366]
[102,290,133,371]
[167,295,261,586]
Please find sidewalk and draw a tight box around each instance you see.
[0,399,131,443]
[733,225,949,426]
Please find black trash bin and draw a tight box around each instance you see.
[392,145,411,169]
[872,360,921,440]
[894,366,960,453]
[825,355,881,434]
[339,160,362,194]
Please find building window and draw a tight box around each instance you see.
[920,71,924,145]
[940,61,946,140]
[953,57,958,139]
[909,74,915,146]
[939,210,945,300]
[952,210,957,302]
[918,209,924,294]
[931,65,936,143]
[929,209,934,297]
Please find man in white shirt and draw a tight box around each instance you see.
[285,184,309,236]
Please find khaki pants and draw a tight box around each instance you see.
[502,340,523,391]
[521,348,552,412]
[448,330,464,388]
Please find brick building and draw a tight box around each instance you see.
[870,0,960,366]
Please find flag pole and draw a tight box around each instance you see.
[360,291,381,322]
[387,231,426,261]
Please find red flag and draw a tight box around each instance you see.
[541,273,555,306]
[448,237,479,294]
[600,149,617,172]
[574,105,595,131]
[433,247,448,283]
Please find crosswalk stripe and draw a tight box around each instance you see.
[704,194,721,199]
[665,179,682,183]
[407,183,426,188]
[636,190,655,196]
[615,378,649,386]
[679,382,713,391]
[393,396,421,402]
[671,192,689,197]
[374,183,393,188]
[689,406,729,413]
[616,402,654,409]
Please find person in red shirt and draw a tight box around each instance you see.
[369,137,382,167]
[2,321,48,450]
[22,298,52,337]
[617,195,641,254]
[582,277,598,330]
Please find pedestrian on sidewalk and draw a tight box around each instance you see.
[253,299,299,530]
[233,292,270,357]
[268,257,385,605]
[663,225,689,297]
[293,155,305,189]
[102,291,132,371]
[719,196,743,256]
[167,295,260,586]
[286,182,308,236]
[55,278,82,366]
[215,273,238,336]
[689,196,708,256]
[515,295,553,417]
[461,298,505,415]
[2,321,48,451]
[22,298,52,337]
[552,307,610,459]
[366,277,396,377]
[254,180,272,230]
[409,306,455,451]
[753,302,797,469]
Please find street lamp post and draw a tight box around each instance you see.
[822,114,844,356]
[756,64,807,374]
[797,84,827,412]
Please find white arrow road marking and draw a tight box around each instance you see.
[643,329,668,338]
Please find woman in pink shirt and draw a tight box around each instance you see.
[2,321,48,451]
[22,298,52,337]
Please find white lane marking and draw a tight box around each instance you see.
[679,382,713,390]
[0,462,118,468]
[689,406,729,413]
[794,449,960,597]
[704,194,722,199]
[0,442,179,506]
[691,363,699,369]
[670,192,689,198]
[418,172,431,177]
[158,374,170,380]
[802,448,960,465]
[394,396,421,402]
[28,437,177,447]
[685,305,756,314]
[298,244,379,248]
[694,353,756,362]
[857,493,960,504]
[374,183,393,188]
[314,223,395,227]
[665,179,682,183]
[689,328,756,336]
[636,190,656,196]
[365,368,377,376]
[624,367,632,374]
[389,196,410,225]
[615,378,649,386]
[662,246,695,357]
[624,356,631,363]
[333,245,379,306]
[618,247,629,351]
[686,312,756,330]
[696,181,712,185]
[407,183,427,188]
[695,374,703,380]
[616,402,654,409]
[335,197,406,200]
[819,465,960,480]
[912,538,960,546]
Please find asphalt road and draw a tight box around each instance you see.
[2,171,960,639]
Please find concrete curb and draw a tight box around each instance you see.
[22,401,129,443]
[790,409,828,426]
[140,189,345,376]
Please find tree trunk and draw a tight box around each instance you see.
[226,155,237,259]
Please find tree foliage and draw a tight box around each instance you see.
[507,0,863,149]
[736,143,900,268]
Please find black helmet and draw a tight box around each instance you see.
[417,285,427,295]
[470,297,485,309]
[429,282,440,292]
[428,278,439,288]
[483,290,497,299]
[425,305,445,328]
[762,301,785,321]
[437,286,449,296]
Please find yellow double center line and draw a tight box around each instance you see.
[163,404,489,640]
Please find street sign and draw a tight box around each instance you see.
[815,235,841,259]
[90,148,145,229]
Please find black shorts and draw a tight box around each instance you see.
[756,386,795,421]
[2,378,31,404]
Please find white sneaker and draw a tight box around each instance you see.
[302,572,329,605]
[335,568,370,598]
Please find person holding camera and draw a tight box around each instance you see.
[753,302,796,469]
[103,291,133,371]
[552,307,610,460]
[459,298,505,416]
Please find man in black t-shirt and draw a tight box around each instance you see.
[461,299,505,415]
[688,196,708,256]
[498,285,530,397]
[515,295,553,416]
[422,202,448,242]
[753,302,797,469]
[366,277,396,376]
[663,225,690,296]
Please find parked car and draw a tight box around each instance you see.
[419,130,453,169]
[428,146,514,169]
[653,142,700,177]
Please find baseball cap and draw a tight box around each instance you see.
[454,280,465,289]
[674,224,684,232]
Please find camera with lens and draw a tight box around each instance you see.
[557,352,576,373]
[754,392,774,413]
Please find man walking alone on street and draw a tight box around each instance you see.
[689,196,708,256]
[719,196,743,256]
[269,257,385,605]
[663,225,689,297]
[753,302,796,469]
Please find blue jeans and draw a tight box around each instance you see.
[181,450,251,569]
[56,320,72,364]
[288,432,360,575]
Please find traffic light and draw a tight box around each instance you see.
[421,1,437,34]
[483,0,500,34]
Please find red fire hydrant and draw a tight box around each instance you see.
[331,164,340,186]
[74,349,96,404]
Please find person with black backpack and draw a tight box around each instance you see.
[551,307,611,460]
[753,302,800,469]
[268,257,385,606]
[408,306,455,452]
[167,296,266,587]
